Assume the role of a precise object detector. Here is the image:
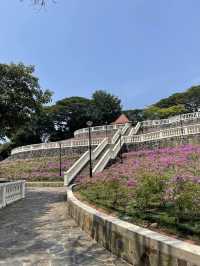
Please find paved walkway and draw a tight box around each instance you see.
[0,188,129,266]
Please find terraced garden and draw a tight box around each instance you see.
[76,144,200,244]
[0,155,79,182]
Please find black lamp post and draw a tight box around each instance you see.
[180,114,184,139]
[59,142,62,177]
[105,121,108,138]
[87,121,93,177]
[119,129,123,164]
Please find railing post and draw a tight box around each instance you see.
[22,181,26,198]
[2,185,6,207]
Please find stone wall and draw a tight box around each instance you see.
[67,187,200,266]
[125,133,200,152]
[9,146,91,160]
[74,130,115,139]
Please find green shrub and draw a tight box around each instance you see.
[133,174,168,211]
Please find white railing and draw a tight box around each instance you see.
[129,122,141,136]
[0,181,25,209]
[11,112,200,156]
[64,138,108,185]
[124,123,200,144]
[111,129,120,144]
[142,111,200,128]
[92,138,108,160]
[11,138,104,155]
[74,123,126,136]
[92,149,111,174]
[121,123,131,135]
[64,151,89,185]
[111,137,125,159]
[93,124,128,174]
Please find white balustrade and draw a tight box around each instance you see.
[11,112,200,156]
[142,111,200,128]
[111,129,120,144]
[0,181,25,209]
[129,122,141,136]
[124,123,200,144]
[92,138,108,160]
[64,138,108,185]
[92,149,111,174]
[74,123,126,136]
[93,124,128,174]
[11,137,104,155]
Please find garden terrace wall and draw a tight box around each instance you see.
[67,187,200,266]
[9,146,90,160]
[74,130,115,140]
[126,133,200,152]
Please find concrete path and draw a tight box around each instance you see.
[0,188,129,266]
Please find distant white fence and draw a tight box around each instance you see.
[142,111,200,127]
[125,123,200,143]
[11,138,104,155]
[10,112,200,156]
[0,181,25,209]
[74,123,127,136]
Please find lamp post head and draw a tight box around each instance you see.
[87,121,93,127]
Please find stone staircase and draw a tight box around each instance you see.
[64,123,132,185]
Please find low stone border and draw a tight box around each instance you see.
[26,182,64,187]
[67,186,200,266]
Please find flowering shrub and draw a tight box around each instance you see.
[79,178,132,212]
[167,176,200,221]
[77,144,200,241]
[134,174,168,210]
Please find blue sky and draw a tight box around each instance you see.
[1,0,200,109]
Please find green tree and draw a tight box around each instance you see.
[0,63,52,140]
[11,107,54,146]
[49,97,93,141]
[92,90,122,124]
[143,105,186,120]
[124,109,144,124]
[154,86,200,112]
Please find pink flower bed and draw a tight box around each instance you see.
[78,144,200,187]
[0,155,78,181]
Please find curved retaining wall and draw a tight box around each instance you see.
[9,146,90,160]
[67,187,200,266]
[126,133,200,152]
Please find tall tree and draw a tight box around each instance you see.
[92,90,122,124]
[0,63,52,140]
[49,97,93,141]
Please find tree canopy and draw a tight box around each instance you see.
[92,90,122,124]
[48,91,122,141]
[0,63,52,140]
[154,86,200,112]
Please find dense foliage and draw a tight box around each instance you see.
[0,63,52,140]
[0,63,121,158]
[142,86,200,120]
[77,144,200,242]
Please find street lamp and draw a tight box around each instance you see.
[119,128,123,164]
[179,114,184,139]
[59,142,62,177]
[87,121,93,177]
[105,121,108,138]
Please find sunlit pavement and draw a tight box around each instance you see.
[0,188,129,266]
